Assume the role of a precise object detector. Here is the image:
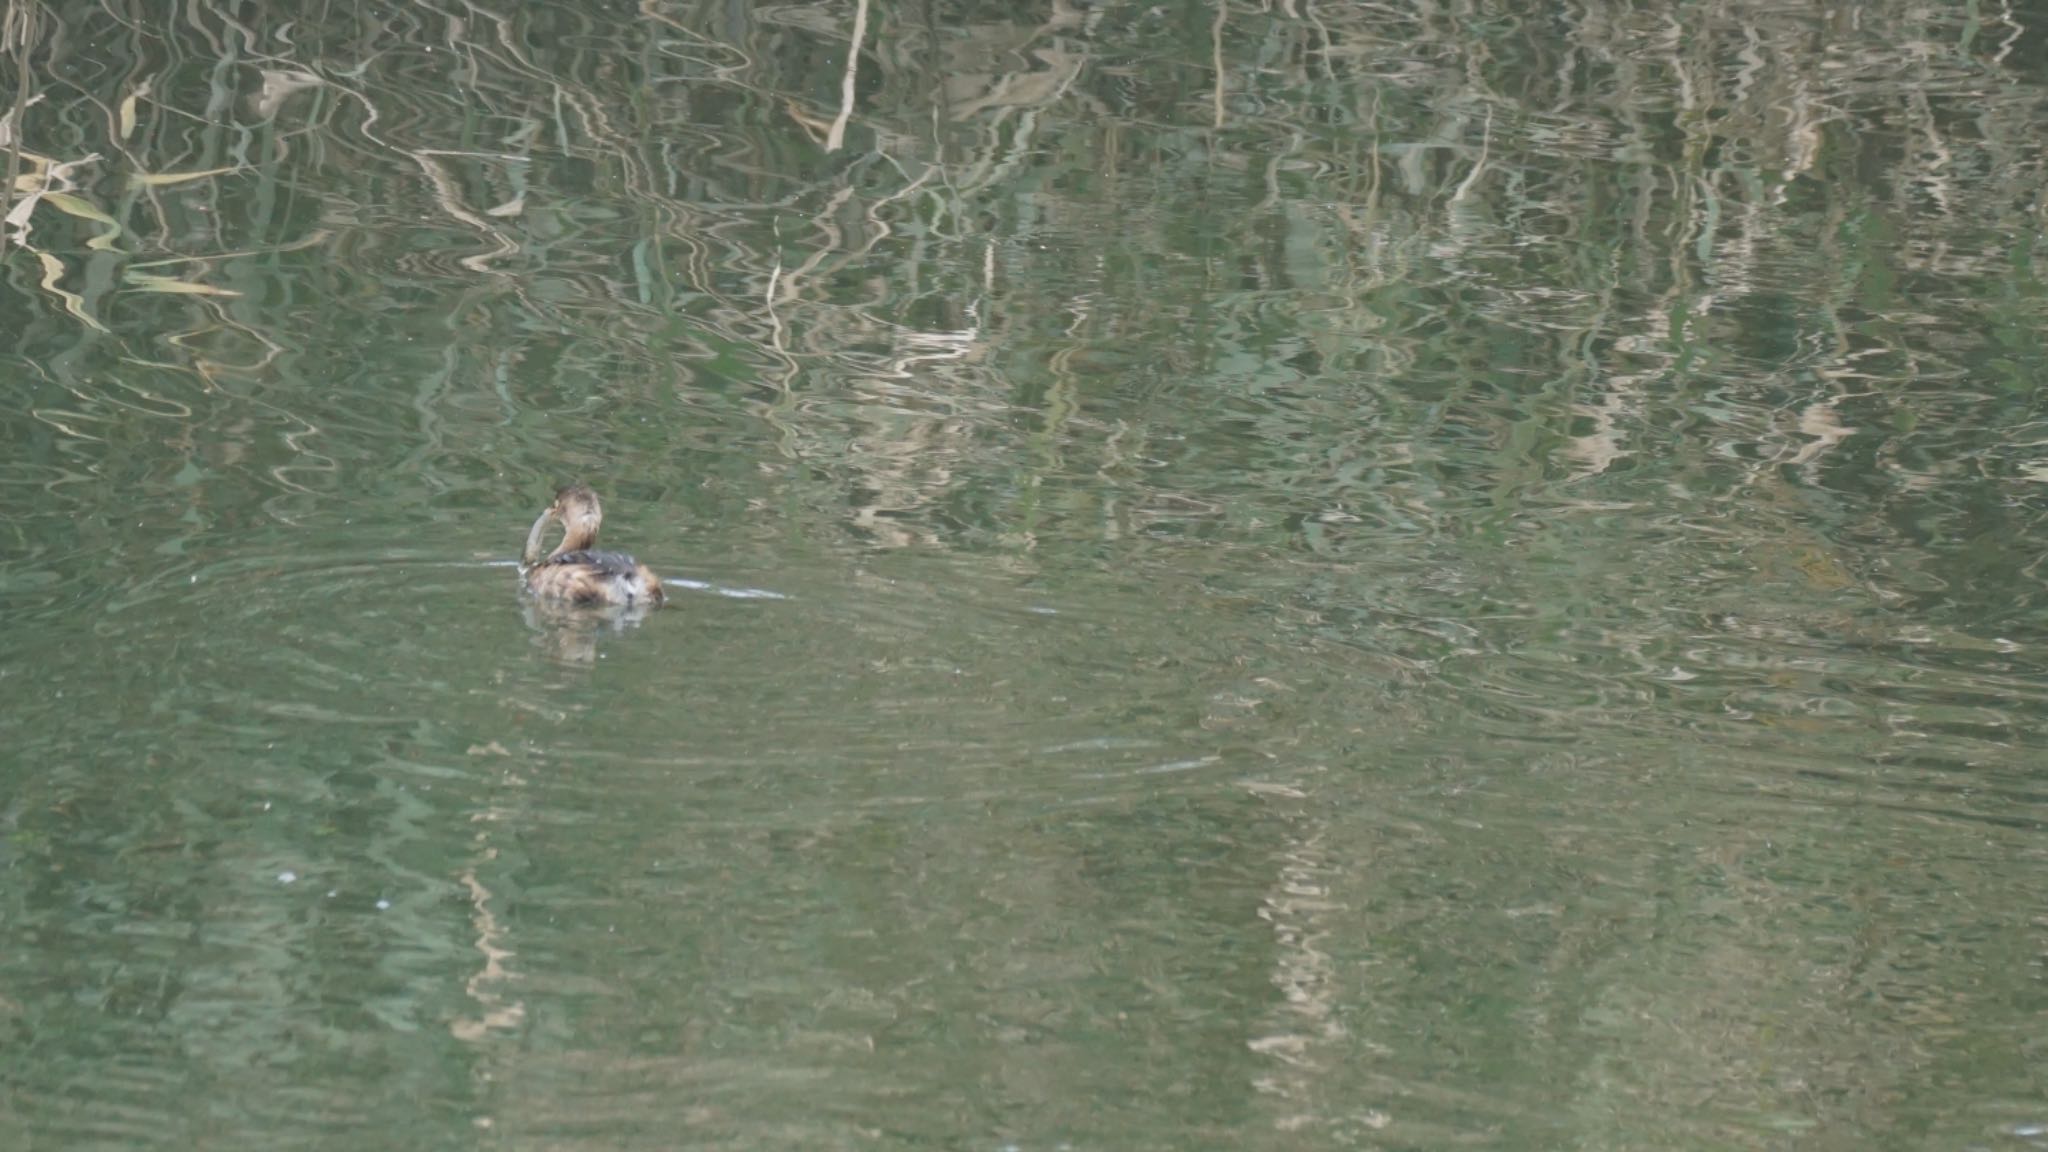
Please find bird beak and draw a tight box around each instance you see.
[521,506,559,568]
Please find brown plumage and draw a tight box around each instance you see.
[520,484,665,609]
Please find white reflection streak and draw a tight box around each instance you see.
[1210,0,1227,128]
[1994,0,2023,68]
[825,0,869,153]
[877,325,978,380]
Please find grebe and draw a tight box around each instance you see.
[520,484,665,608]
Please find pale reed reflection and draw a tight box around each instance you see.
[450,818,526,1045]
[1244,781,1372,1136]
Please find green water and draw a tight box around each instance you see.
[4,1,2048,1148]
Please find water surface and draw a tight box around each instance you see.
[4,1,2048,1148]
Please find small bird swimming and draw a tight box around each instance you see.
[520,484,665,609]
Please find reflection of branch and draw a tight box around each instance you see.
[5,151,107,327]
[0,0,41,266]
[1449,104,1491,204]
[826,0,870,153]
[1211,0,1227,128]
[406,148,526,273]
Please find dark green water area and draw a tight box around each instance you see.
[3,2,2048,1148]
